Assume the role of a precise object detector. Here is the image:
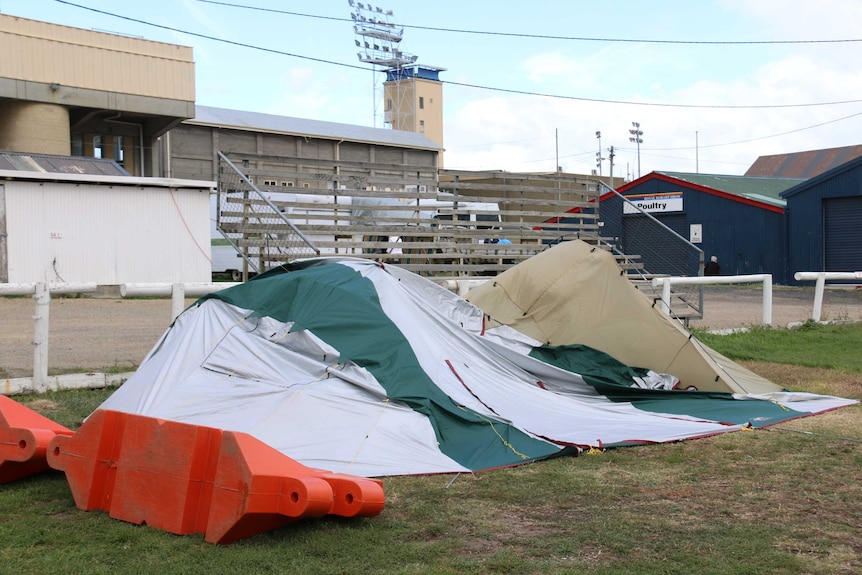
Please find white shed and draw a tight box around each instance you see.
[0,170,214,284]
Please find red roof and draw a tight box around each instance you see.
[744,145,862,179]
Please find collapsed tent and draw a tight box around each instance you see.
[468,240,780,395]
[97,248,855,477]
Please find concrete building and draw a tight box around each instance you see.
[0,13,195,176]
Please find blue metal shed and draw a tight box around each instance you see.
[780,155,862,283]
[599,172,803,283]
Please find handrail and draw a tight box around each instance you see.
[596,182,705,276]
[596,182,705,321]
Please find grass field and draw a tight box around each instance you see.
[2,323,861,575]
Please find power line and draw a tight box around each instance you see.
[51,1,862,111]
[53,0,367,72]
[634,110,862,152]
[450,108,862,169]
[196,0,862,46]
[444,80,862,109]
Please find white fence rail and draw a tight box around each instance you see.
[120,282,241,321]
[793,271,862,322]
[2,279,478,395]
[4,272,856,394]
[1,282,238,394]
[652,274,773,327]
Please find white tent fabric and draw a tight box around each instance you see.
[97,256,856,477]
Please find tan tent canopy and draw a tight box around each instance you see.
[466,240,781,395]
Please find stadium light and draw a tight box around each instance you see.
[628,121,643,178]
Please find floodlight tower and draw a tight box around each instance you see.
[349,1,416,128]
[629,121,643,178]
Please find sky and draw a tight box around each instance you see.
[4,0,862,178]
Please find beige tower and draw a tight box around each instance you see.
[383,65,445,157]
[0,14,195,175]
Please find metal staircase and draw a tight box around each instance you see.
[215,152,319,277]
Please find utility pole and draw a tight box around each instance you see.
[595,131,603,176]
[608,145,615,190]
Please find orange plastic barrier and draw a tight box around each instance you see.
[47,410,385,544]
[0,395,74,484]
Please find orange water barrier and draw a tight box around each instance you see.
[47,410,385,544]
[0,395,74,484]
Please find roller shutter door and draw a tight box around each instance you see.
[824,196,862,271]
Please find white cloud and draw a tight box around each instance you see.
[442,1,862,176]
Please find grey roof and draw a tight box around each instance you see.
[190,105,442,151]
[657,172,805,208]
[0,151,131,176]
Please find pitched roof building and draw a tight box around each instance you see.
[744,145,862,179]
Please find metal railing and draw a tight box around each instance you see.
[216,152,319,275]
[598,183,704,320]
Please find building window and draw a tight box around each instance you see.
[263,180,277,186]
[386,98,392,111]
[303,182,310,188]
[419,120,425,133]
[419,96,424,109]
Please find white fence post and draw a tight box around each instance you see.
[661,279,672,316]
[171,283,185,322]
[812,272,826,322]
[32,282,50,393]
[762,275,772,327]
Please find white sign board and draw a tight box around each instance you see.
[689,223,702,244]
[623,193,683,214]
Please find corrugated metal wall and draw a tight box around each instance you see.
[161,125,441,183]
[4,180,211,284]
[605,178,787,281]
[784,160,862,281]
[824,196,862,270]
